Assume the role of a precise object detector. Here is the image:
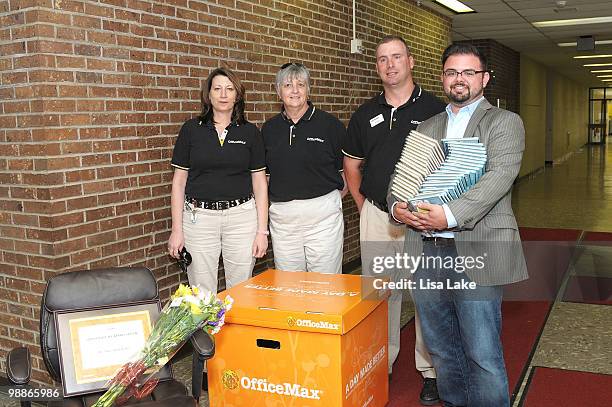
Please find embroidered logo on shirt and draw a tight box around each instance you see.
[306,137,324,143]
[226,140,246,145]
[411,120,422,125]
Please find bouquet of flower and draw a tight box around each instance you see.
[92,285,233,407]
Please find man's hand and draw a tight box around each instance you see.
[413,203,448,231]
[393,202,427,231]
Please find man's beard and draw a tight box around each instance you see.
[447,83,471,104]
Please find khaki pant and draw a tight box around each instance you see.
[269,190,343,274]
[360,199,435,377]
[182,198,257,293]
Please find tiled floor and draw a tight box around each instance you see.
[510,143,612,405]
[530,302,612,375]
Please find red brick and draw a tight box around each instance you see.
[74,44,101,57]
[98,191,127,205]
[60,114,91,126]
[27,39,72,54]
[76,99,104,112]
[83,180,113,194]
[67,222,100,238]
[72,14,102,29]
[56,26,86,41]
[101,241,124,257]
[78,127,108,139]
[58,85,87,97]
[54,237,87,255]
[89,86,116,98]
[70,247,102,265]
[53,211,84,227]
[99,214,128,230]
[83,2,113,17]
[103,19,129,33]
[64,196,96,212]
[90,256,119,268]
[48,184,82,200]
[86,58,115,71]
[86,230,117,246]
[65,169,95,183]
[82,153,111,166]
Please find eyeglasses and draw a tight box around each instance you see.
[443,69,487,78]
[177,247,192,273]
[280,62,305,70]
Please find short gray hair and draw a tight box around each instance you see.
[275,63,310,95]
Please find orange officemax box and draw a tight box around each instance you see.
[208,269,388,407]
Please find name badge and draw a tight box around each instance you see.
[369,114,384,128]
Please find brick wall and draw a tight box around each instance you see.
[0,0,450,383]
[455,39,520,114]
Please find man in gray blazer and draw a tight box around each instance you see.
[388,43,528,406]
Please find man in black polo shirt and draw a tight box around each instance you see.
[343,35,445,405]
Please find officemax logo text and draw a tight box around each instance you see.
[241,376,322,399]
[296,318,340,331]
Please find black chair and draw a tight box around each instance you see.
[6,267,214,407]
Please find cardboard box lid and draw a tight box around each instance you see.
[218,269,386,335]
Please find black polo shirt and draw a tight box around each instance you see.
[262,103,344,202]
[171,118,265,201]
[343,84,445,206]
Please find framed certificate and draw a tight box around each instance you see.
[55,300,170,396]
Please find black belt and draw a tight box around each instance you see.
[186,195,252,210]
[422,236,455,246]
[367,198,388,213]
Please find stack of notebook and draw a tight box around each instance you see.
[390,130,445,205]
[390,131,487,209]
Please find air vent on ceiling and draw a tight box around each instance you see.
[554,7,578,13]
[553,0,578,13]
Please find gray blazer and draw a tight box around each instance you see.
[387,98,528,286]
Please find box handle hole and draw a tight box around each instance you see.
[257,339,281,349]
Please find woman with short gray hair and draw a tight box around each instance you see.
[262,62,347,273]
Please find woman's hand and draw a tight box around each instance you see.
[168,231,184,259]
[252,233,268,258]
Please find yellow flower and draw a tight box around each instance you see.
[175,284,192,298]
[190,302,203,315]
[192,286,200,296]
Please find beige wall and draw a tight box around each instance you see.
[519,56,547,177]
[519,56,589,176]
[550,72,589,159]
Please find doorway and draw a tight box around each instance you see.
[589,88,611,144]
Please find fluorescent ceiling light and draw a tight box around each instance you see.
[534,16,612,27]
[433,0,474,13]
[574,54,612,59]
[597,75,612,78]
[591,69,612,73]
[601,79,612,82]
[559,39,612,47]
[584,62,612,67]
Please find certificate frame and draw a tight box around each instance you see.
[55,300,171,397]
